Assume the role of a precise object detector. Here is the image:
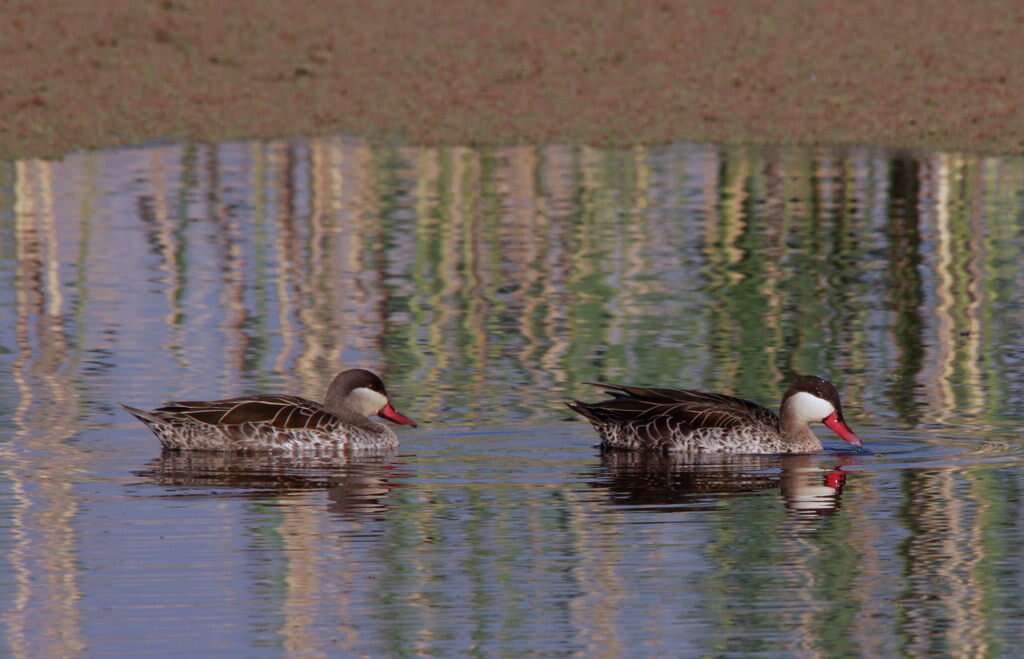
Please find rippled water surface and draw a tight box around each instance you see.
[2,139,1024,656]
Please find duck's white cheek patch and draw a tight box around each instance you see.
[789,391,835,422]
[349,387,389,416]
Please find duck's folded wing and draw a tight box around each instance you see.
[571,383,779,432]
[156,395,337,429]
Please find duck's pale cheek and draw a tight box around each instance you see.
[349,387,389,416]
[787,391,835,422]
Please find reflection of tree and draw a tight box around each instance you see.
[926,155,984,421]
[885,157,925,424]
[704,148,781,397]
[1,160,87,658]
[136,146,191,366]
[897,470,991,656]
[5,138,1020,425]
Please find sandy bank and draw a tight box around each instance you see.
[2,0,1022,159]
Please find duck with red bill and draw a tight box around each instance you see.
[123,368,418,452]
[569,374,865,454]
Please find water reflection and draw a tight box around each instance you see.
[1,160,86,658]
[3,141,1021,423]
[138,451,401,518]
[0,138,1023,654]
[588,452,849,515]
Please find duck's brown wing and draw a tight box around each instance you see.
[155,395,338,430]
[568,382,779,432]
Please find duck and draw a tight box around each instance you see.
[123,368,417,452]
[567,374,860,454]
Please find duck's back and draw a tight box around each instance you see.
[156,395,334,426]
[568,383,785,453]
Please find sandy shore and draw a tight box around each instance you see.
[2,1,1023,159]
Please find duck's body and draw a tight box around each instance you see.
[124,369,417,452]
[568,375,860,454]
[123,395,400,452]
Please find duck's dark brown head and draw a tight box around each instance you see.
[325,369,417,427]
[781,375,860,447]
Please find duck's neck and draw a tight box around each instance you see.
[323,387,350,417]
[323,389,375,429]
[780,406,823,451]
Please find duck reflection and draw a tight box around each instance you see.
[136,450,404,518]
[588,451,851,516]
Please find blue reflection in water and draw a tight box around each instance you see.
[0,140,1022,656]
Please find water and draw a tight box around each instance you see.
[2,139,1024,656]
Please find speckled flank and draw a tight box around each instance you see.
[592,422,818,454]
[138,416,398,453]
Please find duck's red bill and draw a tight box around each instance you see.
[823,411,860,447]
[379,402,417,427]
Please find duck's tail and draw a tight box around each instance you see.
[121,403,162,426]
[122,404,184,449]
[566,400,600,423]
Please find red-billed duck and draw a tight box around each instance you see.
[123,368,417,452]
[568,374,860,454]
